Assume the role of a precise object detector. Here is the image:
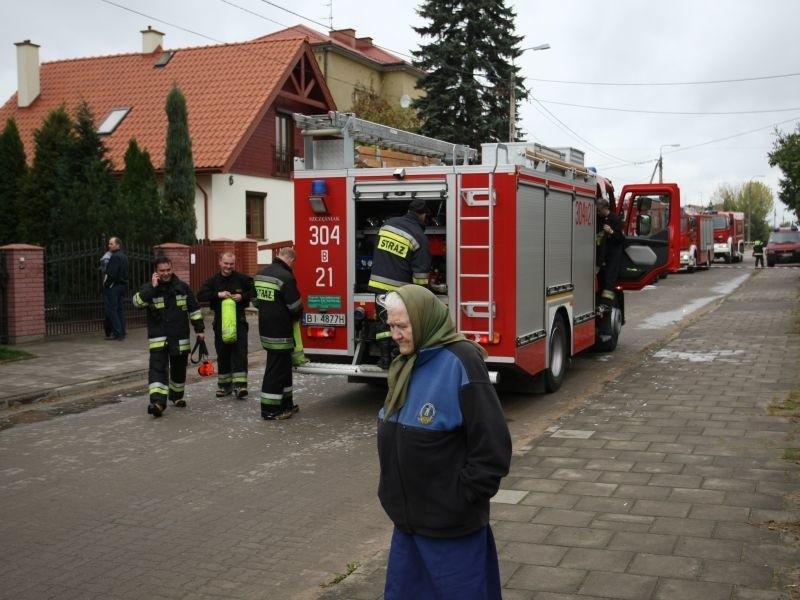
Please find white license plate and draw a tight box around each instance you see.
[303,313,346,326]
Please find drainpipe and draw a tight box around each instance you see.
[196,181,209,239]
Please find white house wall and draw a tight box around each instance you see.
[194,173,295,264]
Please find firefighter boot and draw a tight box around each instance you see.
[147,402,166,418]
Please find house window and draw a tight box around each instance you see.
[246,193,265,239]
[97,107,131,135]
[274,113,294,176]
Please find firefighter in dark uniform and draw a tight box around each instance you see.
[197,251,255,399]
[254,246,304,420]
[596,198,624,307]
[752,239,765,268]
[368,198,432,368]
[133,255,205,418]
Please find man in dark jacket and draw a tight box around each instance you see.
[254,246,303,420]
[133,255,205,418]
[197,252,255,399]
[368,199,432,368]
[103,237,129,340]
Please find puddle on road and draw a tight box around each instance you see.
[0,396,126,432]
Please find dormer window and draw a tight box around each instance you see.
[97,107,131,135]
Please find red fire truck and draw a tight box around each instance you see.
[707,210,745,263]
[675,208,715,272]
[290,112,680,391]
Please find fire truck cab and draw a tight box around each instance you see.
[290,112,680,391]
[707,210,745,263]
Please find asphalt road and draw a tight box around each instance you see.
[0,261,758,600]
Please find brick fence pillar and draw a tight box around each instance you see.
[154,243,191,286]
[1,244,45,344]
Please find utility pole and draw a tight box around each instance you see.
[509,44,550,142]
[650,144,681,183]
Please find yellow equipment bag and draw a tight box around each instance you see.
[291,320,308,366]
[221,298,237,344]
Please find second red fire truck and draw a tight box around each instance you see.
[675,208,715,272]
[707,210,745,263]
[289,112,680,391]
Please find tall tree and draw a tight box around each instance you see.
[17,106,74,246]
[0,118,27,245]
[412,0,524,153]
[115,138,165,243]
[163,84,197,244]
[53,101,118,243]
[712,181,774,243]
[768,124,800,223]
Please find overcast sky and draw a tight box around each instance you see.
[2,0,799,224]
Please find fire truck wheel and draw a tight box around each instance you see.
[545,314,568,393]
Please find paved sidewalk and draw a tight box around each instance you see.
[320,268,800,598]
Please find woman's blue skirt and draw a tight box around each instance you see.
[384,525,502,599]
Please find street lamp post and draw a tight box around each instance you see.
[654,144,680,183]
[509,43,550,142]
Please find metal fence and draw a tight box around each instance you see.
[45,239,154,337]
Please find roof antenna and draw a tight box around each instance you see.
[325,0,333,30]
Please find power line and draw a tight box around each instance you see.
[528,72,800,86]
[536,99,800,116]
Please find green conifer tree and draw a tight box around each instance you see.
[163,84,197,244]
[115,138,165,243]
[0,118,27,245]
[17,106,74,246]
[54,101,118,243]
[412,0,525,153]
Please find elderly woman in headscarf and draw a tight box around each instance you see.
[376,285,511,600]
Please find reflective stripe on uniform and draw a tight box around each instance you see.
[133,292,149,307]
[260,335,293,351]
[376,227,415,259]
[367,275,404,291]
[254,275,282,302]
[149,382,168,397]
[260,392,283,407]
[149,336,167,350]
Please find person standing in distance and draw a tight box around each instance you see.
[198,252,255,399]
[377,285,511,599]
[103,237,129,340]
[254,246,303,420]
[133,256,205,418]
[368,199,432,368]
[752,239,765,268]
[595,198,624,308]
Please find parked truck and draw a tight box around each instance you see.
[707,210,745,263]
[290,112,680,391]
[675,208,715,272]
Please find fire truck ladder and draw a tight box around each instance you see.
[294,111,476,169]
[457,171,496,339]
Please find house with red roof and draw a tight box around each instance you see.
[260,25,424,116]
[0,27,336,260]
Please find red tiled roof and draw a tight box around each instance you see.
[0,37,319,171]
[259,25,416,69]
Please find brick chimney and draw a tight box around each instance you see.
[15,40,40,108]
[141,25,164,53]
[330,29,357,48]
